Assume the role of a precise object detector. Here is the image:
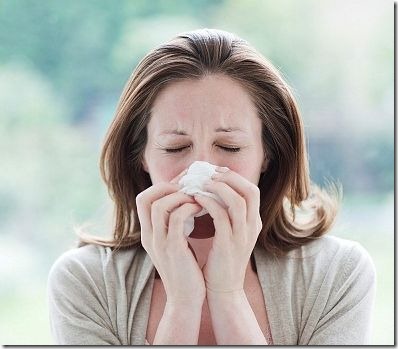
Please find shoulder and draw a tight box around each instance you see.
[292,234,373,260]
[47,243,151,296]
[297,236,377,344]
[255,236,376,345]
[47,244,154,345]
[48,244,102,278]
[288,235,376,295]
[302,235,375,278]
[256,235,376,289]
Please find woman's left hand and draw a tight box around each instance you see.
[193,167,263,293]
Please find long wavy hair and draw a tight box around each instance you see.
[77,28,342,257]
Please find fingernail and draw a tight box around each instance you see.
[177,168,188,179]
[211,172,221,180]
[215,166,229,173]
[171,179,183,187]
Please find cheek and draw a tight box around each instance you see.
[225,154,264,184]
[228,163,255,181]
[144,146,187,184]
[148,158,186,184]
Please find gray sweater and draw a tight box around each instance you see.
[47,235,376,345]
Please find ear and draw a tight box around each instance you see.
[261,157,269,173]
[142,157,149,173]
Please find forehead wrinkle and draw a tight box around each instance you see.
[158,126,248,137]
[152,109,253,138]
[158,114,248,136]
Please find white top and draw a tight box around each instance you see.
[47,234,376,345]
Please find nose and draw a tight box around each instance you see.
[189,146,219,167]
[194,153,212,164]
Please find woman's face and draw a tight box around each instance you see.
[143,74,266,185]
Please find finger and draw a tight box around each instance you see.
[168,202,203,242]
[211,167,261,223]
[203,180,246,234]
[152,192,196,240]
[136,182,182,237]
[193,194,232,241]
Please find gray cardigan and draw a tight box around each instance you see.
[47,235,376,345]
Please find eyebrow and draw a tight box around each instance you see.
[160,127,246,136]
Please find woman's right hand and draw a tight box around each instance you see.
[136,170,206,306]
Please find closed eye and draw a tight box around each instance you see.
[164,146,189,153]
[220,146,241,152]
[165,146,241,153]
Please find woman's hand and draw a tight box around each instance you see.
[193,168,262,294]
[136,170,206,305]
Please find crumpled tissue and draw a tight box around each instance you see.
[178,161,224,236]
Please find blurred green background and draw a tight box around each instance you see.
[0,0,393,345]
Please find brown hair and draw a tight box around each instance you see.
[77,28,342,257]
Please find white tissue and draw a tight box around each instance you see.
[178,161,224,237]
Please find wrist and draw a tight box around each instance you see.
[154,298,203,345]
[166,297,205,312]
[206,288,246,303]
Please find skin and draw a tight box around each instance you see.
[137,74,269,344]
[142,73,267,240]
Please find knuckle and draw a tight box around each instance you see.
[249,184,260,197]
[135,191,145,205]
[218,181,229,191]
[215,209,228,221]
[169,211,183,226]
[178,192,194,203]
[159,182,179,195]
[236,196,246,210]
[151,200,163,213]
[229,196,245,214]
[256,216,263,232]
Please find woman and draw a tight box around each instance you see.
[47,29,376,345]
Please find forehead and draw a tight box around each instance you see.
[148,74,260,134]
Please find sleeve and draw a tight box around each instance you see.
[47,249,122,345]
[307,242,377,345]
